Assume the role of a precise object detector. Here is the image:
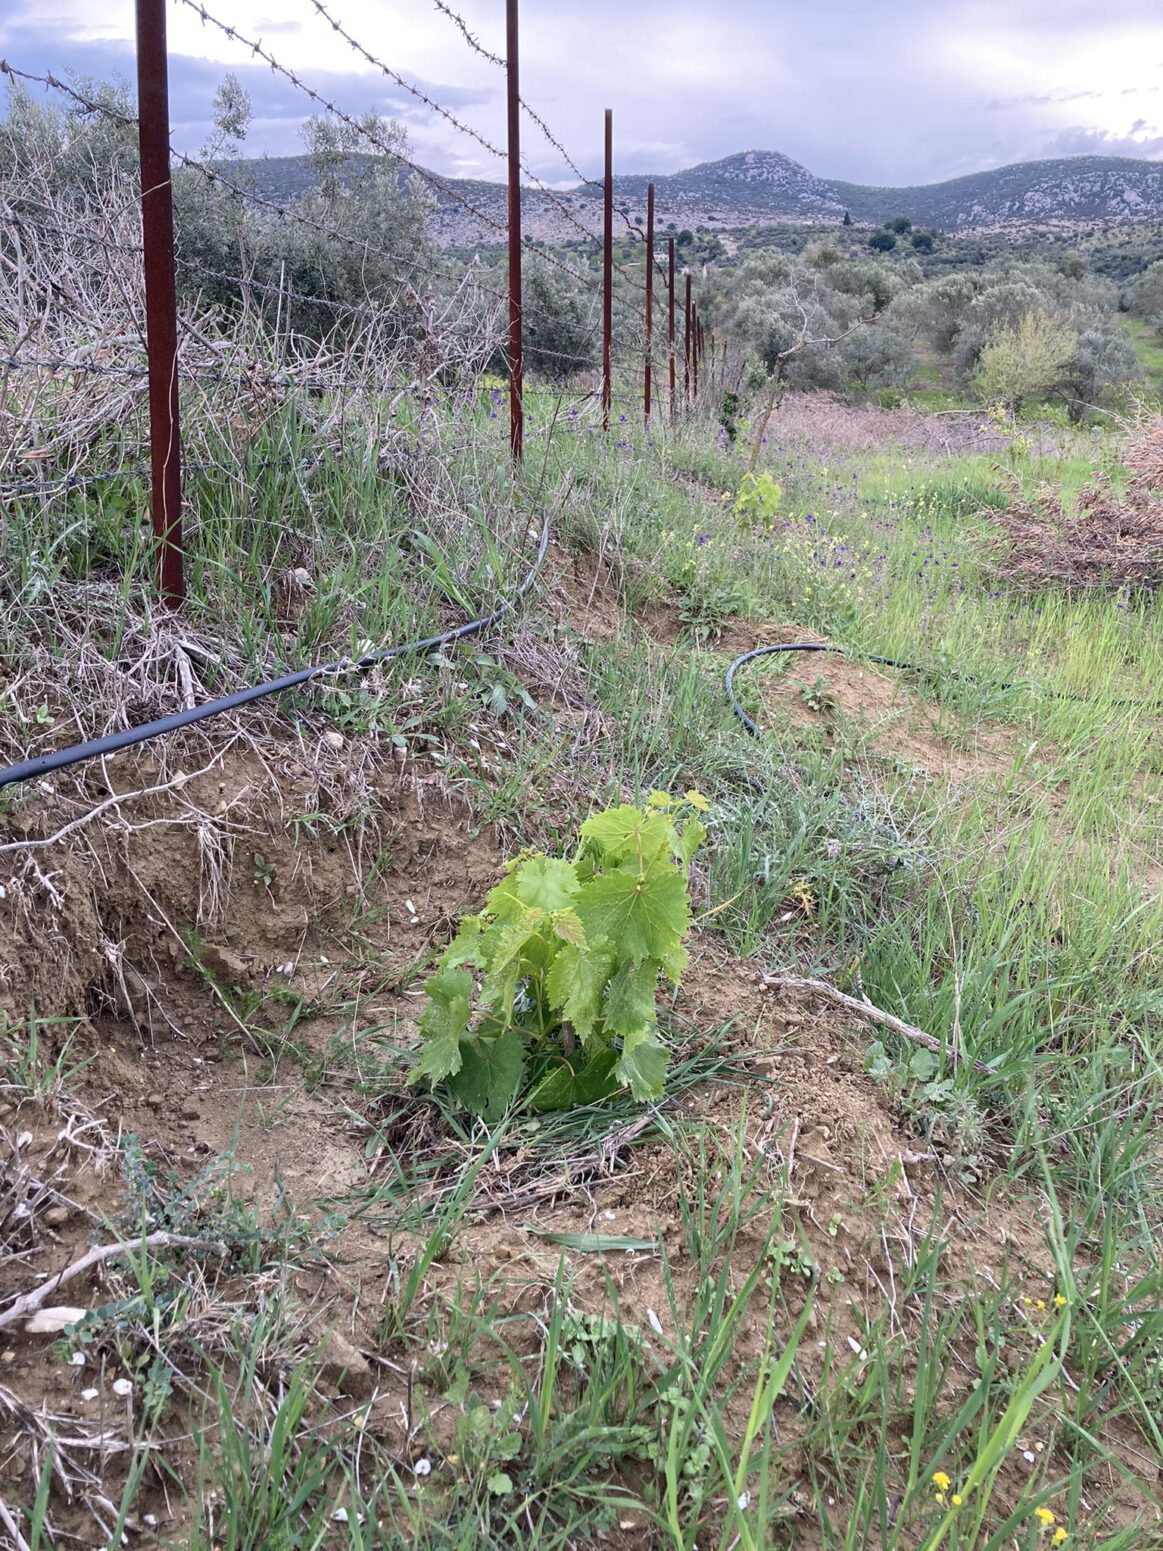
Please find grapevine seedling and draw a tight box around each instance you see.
[409,791,708,1117]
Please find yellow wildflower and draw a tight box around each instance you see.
[1035,1507,1057,1529]
[931,1471,951,1493]
[1053,1294,1067,1308]
[1051,1531,1067,1546]
[951,1495,963,1507]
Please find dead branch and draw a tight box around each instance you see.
[760,973,993,1074]
[0,1232,228,1332]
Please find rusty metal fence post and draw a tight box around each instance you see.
[135,0,184,608]
[691,301,699,402]
[602,109,613,431]
[683,272,691,405]
[505,0,524,461]
[668,237,676,422]
[644,182,654,428]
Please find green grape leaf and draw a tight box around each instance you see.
[440,914,487,969]
[483,868,523,919]
[660,940,690,984]
[615,1032,669,1101]
[577,860,691,964]
[515,855,580,911]
[580,804,672,865]
[552,908,586,947]
[480,909,545,1015]
[448,1029,526,1121]
[603,959,659,1038]
[674,816,707,870]
[528,1047,619,1111]
[410,966,472,1084]
[546,941,614,1045]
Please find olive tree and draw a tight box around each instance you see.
[972,310,1077,416]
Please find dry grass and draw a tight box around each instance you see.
[989,413,1163,591]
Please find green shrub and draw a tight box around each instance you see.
[409,794,708,1117]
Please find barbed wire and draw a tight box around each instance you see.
[177,3,509,239]
[176,2,648,298]
[0,204,144,258]
[2,185,646,370]
[423,0,668,273]
[427,0,598,191]
[0,58,137,125]
[1,57,670,431]
[1,55,658,332]
[303,0,651,272]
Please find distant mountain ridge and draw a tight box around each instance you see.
[600,149,1163,229]
[231,147,1163,245]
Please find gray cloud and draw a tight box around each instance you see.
[1040,124,1163,159]
[3,0,1163,187]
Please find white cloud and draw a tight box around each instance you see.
[4,0,1163,186]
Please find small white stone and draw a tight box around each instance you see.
[112,1377,133,1397]
[332,1509,348,1523]
[81,1387,99,1401]
[737,1492,750,1511]
[67,1350,86,1365]
[413,1457,432,1477]
[1022,1450,1036,1464]
[322,730,345,751]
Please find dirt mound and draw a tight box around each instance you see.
[1,745,497,1032]
[754,652,1033,786]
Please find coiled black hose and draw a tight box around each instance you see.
[0,512,550,790]
[725,640,1154,735]
[725,642,952,736]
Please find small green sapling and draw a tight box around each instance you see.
[409,791,708,1117]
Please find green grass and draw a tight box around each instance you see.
[1119,315,1163,393]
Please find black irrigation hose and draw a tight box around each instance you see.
[725,641,1158,736]
[0,513,550,790]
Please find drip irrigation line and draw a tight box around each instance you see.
[724,641,1155,737]
[0,512,550,790]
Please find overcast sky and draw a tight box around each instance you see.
[3,1,1162,188]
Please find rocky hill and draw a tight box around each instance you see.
[829,156,1163,228]
[230,149,1163,247]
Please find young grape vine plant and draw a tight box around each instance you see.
[409,792,708,1117]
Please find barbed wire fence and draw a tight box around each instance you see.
[0,0,711,619]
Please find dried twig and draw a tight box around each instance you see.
[0,1492,32,1551]
[0,1232,228,1332]
[761,973,993,1074]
